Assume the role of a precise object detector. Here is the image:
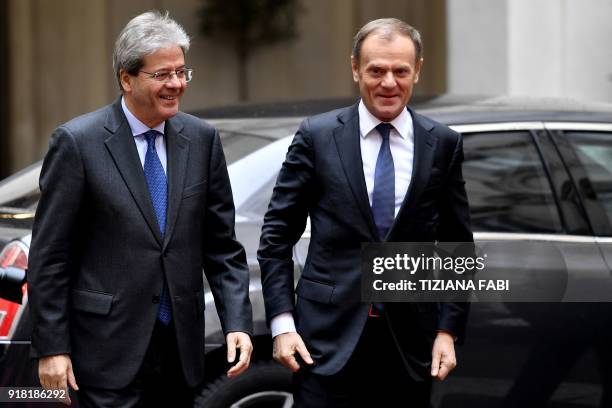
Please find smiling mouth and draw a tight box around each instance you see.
[161,95,177,100]
[377,95,399,104]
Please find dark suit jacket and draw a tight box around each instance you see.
[28,98,253,389]
[258,103,472,380]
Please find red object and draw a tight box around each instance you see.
[368,304,381,318]
[0,242,28,338]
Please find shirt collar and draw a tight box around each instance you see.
[358,99,412,140]
[121,97,165,137]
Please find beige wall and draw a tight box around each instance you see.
[5,0,447,176]
[8,0,112,171]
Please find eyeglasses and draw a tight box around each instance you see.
[139,68,193,83]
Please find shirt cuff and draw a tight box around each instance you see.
[270,312,297,338]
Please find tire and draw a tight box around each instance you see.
[194,361,293,408]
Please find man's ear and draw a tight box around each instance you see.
[120,69,132,92]
[350,55,360,83]
[414,58,424,84]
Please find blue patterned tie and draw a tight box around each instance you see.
[371,123,395,241]
[143,130,171,325]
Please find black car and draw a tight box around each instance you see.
[1,95,612,407]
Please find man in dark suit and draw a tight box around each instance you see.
[258,18,472,407]
[27,11,253,406]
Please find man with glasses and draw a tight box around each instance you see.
[28,11,253,406]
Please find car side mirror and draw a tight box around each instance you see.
[0,266,26,304]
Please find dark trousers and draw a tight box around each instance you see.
[78,321,194,408]
[293,316,432,408]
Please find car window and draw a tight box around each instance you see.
[565,132,612,231]
[462,131,562,233]
[0,162,41,210]
[219,131,277,165]
[212,116,304,165]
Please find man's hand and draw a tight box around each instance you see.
[38,354,78,405]
[273,332,314,372]
[226,332,253,378]
[431,331,456,380]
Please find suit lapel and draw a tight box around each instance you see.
[333,104,379,240]
[104,99,163,245]
[390,108,436,231]
[163,116,188,250]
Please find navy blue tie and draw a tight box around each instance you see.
[371,123,395,241]
[143,130,171,325]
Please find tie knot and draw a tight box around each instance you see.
[143,130,161,148]
[376,123,393,141]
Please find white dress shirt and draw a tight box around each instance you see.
[358,100,414,216]
[121,97,167,174]
[270,100,416,337]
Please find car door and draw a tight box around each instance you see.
[546,124,612,406]
[434,123,610,408]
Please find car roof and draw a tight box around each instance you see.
[195,94,612,125]
[417,95,612,125]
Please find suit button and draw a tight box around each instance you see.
[152,295,160,304]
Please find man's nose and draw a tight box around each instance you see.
[165,73,182,87]
[381,72,397,88]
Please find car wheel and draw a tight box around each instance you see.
[195,361,293,408]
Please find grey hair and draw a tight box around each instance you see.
[113,10,190,90]
[352,18,422,64]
